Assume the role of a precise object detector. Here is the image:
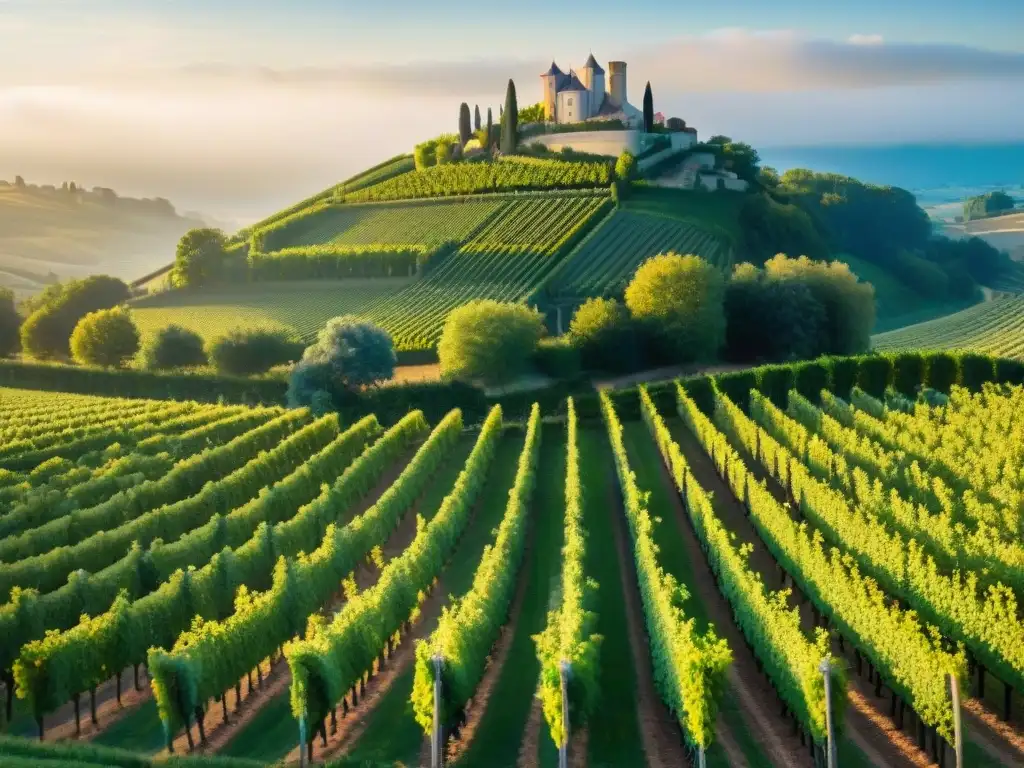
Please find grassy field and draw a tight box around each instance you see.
[872,295,1024,357]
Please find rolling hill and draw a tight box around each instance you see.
[0,181,205,297]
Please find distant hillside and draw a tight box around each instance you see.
[0,179,205,297]
[940,212,1024,262]
[873,295,1024,358]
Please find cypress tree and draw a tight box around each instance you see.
[500,79,518,154]
[474,104,481,132]
[642,82,654,133]
[486,108,494,154]
[458,102,472,146]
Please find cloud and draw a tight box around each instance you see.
[174,30,1024,96]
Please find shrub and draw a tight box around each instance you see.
[994,357,1024,387]
[69,308,141,368]
[533,337,581,380]
[20,275,131,360]
[287,317,396,408]
[170,228,229,288]
[792,360,830,403]
[756,364,795,409]
[855,355,893,398]
[568,297,641,372]
[207,328,303,376]
[0,288,20,358]
[624,252,725,363]
[438,300,544,386]
[957,352,994,391]
[889,351,925,397]
[142,326,207,370]
[615,151,636,182]
[823,355,859,398]
[715,370,758,412]
[924,351,958,394]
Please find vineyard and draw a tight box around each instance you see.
[133,195,611,350]
[548,209,731,299]
[3,354,1024,768]
[342,156,611,203]
[872,296,1024,358]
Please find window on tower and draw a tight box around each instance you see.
[568,98,573,106]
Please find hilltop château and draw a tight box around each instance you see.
[540,55,642,126]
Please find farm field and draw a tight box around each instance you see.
[548,209,730,299]
[3,360,1024,767]
[872,295,1024,357]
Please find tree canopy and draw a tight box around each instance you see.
[438,299,543,386]
[0,288,21,358]
[624,252,726,362]
[69,308,140,368]
[171,228,229,288]
[207,328,303,376]
[20,275,131,360]
[141,325,208,370]
[500,80,519,155]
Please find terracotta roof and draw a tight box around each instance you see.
[583,54,604,74]
[540,61,564,77]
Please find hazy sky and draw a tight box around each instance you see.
[1,0,1022,223]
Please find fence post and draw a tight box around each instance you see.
[299,714,307,768]
[949,674,963,768]
[697,746,706,768]
[820,657,837,768]
[432,654,444,768]
[559,660,571,768]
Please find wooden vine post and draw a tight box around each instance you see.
[559,660,571,768]
[298,713,308,768]
[949,673,963,768]
[432,654,444,768]
[819,657,837,768]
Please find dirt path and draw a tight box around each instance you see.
[516,700,544,768]
[605,468,696,768]
[962,699,1024,766]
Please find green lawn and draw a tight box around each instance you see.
[340,433,527,765]
[455,424,566,768]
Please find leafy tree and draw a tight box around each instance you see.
[141,325,208,370]
[624,253,726,362]
[500,80,518,155]
[436,142,453,165]
[69,308,140,368]
[724,263,823,362]
[518,102,545,123]
[758,166,781,188]
[615,151,636,182]
[474,105,482,132]
[0,288,21,358]
[738,193,828,263]
[569,297,640,372]
[207,328,303,376]
[764,254,875,355]
[964,191,1015,221]
[20,275,131,359]
[642,82,654,133]
[459,103,472,146]
[438,299,543,386]
[170,228,228,288]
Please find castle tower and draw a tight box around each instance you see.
[608,61,627,108]
[540,61,564,121]
[582,53,605,118]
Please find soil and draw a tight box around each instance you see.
[40,665,152,743]
[604,464,698,768]
[516,699,544,768]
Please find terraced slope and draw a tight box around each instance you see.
[872,295,1024,357]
